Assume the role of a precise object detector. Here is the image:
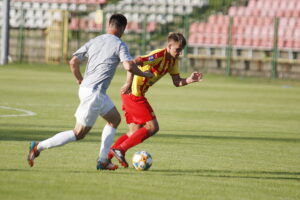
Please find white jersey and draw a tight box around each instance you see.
[73,34,132,93]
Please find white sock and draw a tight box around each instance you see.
[37,130,77,152]
[98,124,116,162]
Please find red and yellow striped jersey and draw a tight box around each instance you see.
[131,48,179,96]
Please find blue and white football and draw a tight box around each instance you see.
[132,151,152,171]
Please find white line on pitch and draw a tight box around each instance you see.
[0,106,37,117]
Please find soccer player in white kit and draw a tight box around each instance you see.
[27,14,153,170]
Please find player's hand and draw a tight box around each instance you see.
[188,72,203,83]
[143,70,153,78]
[120,82,132,94]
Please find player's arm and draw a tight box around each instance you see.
[121,57,152,94]
[171,72,203,87]
[70,39,92,85]
[69,56,83,85]
[120,71,134,94]
[122,60,153,78]
[121,60,153,94]
[120,42,153,79]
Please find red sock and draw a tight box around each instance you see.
[108,134,128,159]
[118,127,150,152]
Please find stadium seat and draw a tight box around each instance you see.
[147,22,157,32]
[208,15,218,24]
[189,22,198,33]
[197,34,205,44]
[197,23,206,32]
[69,18,79,30]
[78,4,87,11]
[188,33,198,45]
[59,3,68,10]
[41,3,50,9]
[228,6,237,16]
[79,18,88,29]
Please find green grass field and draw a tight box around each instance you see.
[0,63,299,200]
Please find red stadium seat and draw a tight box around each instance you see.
[79,18,88,29]
[219,37,227,46]
[208,15,218,24]
[293,39,300,49]
[204,36,213,45]
[187,0,300,50]
[247,0,256,9]
[69,17,79,30]
[147,22,157,32]
[197,23,206,33]
[189,23,198,33]
[288,18,297,28]
[219,15,230,25]
[244,38,252,46]
[236,7,246,16]
[278,38,285,48]
[188,33,198,45]
[197,34,205,44]
[228,6,238,16]
[247,17,257,26]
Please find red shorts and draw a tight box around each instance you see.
[121,94,156,125]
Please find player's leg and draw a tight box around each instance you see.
[108,96,143,156]
[37,124,89,151]
[119,118,159,152]
[96,106,120,170]
[28,87,98,167]
[127,123,144,136]
[27,123,91,167]
[112,119,159,168]
[111,94,158,167]
[97,106,120,161]
[107,123,141,160]
[96,94,121,170]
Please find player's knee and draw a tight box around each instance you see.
[73,129,88,140]
[106,112,121,128]
[115,116,121,127]
[108,116,121,128]
[152,125,159,135]
[145,123,159,136]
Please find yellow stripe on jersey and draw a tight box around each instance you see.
[132,48,179,97]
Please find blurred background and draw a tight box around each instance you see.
[1,0,300,79]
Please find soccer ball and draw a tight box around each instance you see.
[132,151,152,171]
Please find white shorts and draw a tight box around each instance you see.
[75,87,114,127]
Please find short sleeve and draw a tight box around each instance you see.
[169,59,179,75]
[119,42,133,62]
[136,49,165,67]
[72,39,93,61]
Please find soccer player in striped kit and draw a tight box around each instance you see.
[109,32,203,167]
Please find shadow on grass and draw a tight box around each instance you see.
[131,169,300,181]
[0,128,68,141]
[155,133,300,143]
[1,128,300,144]
[0,128,122,142]
[1,122,299,143]
[1,168,299,181]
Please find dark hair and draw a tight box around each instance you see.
[109,14,127,29]
[167,32,187,48]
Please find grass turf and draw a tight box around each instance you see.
[0,63,299,200]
